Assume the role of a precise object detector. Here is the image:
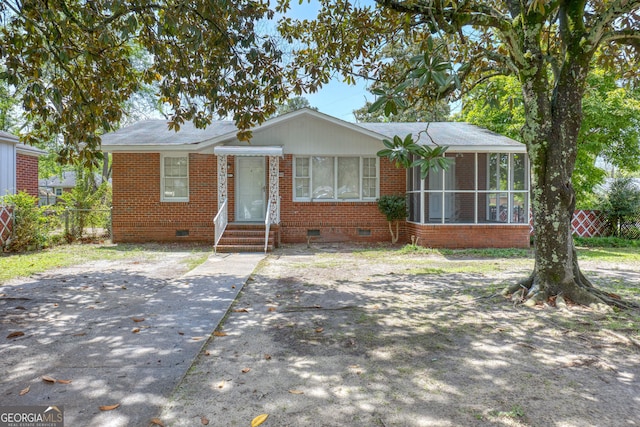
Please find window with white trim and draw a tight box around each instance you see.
[294,156,379,201]
[161,154,189,202]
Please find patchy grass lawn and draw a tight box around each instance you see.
[0,243,211,284]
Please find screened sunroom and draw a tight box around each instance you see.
[407,151,529,225]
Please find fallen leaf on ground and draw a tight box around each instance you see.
[42,375,56,383]
[241,368,251,373]
[149,418,165,426]
[251,413,269,427]
[233,308,248,313]
[99,403,120,411]
[7,331,25,339]
[288,389,304,394]
[57,379,72,384]
[131,317,145,322]
[19,386,30,396]
[213,331,227,337]
[132,328,141,333]
[201,416,210,425]
[315,327,324,333]
[268,307,276,312]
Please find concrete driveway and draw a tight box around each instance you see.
[0,249,263,426]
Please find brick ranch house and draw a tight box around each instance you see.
[101,108,530,251]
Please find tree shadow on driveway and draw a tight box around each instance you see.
[161,246,640,427]
[1,250,260,427]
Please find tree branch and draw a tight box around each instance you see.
[586,0,640,51]
[600,30,640,46]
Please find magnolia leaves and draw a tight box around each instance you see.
[377,134,452,179]
[251,413,269,427]
[99,403,120,411]
[366,37,462,119]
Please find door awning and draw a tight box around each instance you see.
[213,145,283,157]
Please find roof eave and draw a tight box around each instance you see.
[101,143,206,153]
[444,145,526,153]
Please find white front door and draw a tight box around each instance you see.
[236,157,266,221]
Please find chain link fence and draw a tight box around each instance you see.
[59,208,112,242]
[611,213,640,240]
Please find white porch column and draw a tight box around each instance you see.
[217,154,227,210]
[268,155,280,224]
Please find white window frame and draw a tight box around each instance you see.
[293,156,379,202]
[406,152,529,225]
[161,153,189,202]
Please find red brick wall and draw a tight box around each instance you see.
[111,153,217,243]
[110,151,530,248]
[16,153,39,198]
[278,155,406,244]
[406,223,530,249]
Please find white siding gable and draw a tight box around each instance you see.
[224,114,384,156]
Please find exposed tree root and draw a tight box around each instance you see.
[503,272,640,311]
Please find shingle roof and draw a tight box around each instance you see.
[100,109,524,150]
[358,122,522,147]
[100,119,237,146]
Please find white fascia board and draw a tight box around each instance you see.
[444,145,527,153]
[101,144,203,153]
[0,131,19,145]
[16,144,47,157]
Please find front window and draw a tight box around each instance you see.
[407,152,528,224]
[162,155,189,202]
[294,156,378,201]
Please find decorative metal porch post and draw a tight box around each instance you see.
[268,155,280,224]
[217,154,227,209]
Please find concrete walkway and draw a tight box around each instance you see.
[0,252,264,427]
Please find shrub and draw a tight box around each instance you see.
[377,194,407,243]
[598,177,640,238]
[1,191,50,252]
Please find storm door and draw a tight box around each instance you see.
[235,157,266,221]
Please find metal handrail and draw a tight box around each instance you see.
[264,198,271,253]
[213,199,228,254]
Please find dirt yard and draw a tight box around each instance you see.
[161,244,640,427]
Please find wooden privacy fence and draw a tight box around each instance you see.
[0,205,13,248]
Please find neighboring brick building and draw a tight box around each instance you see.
[101,109,531,250]
[1,130,45,199]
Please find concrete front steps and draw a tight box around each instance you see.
[215,222,277,253]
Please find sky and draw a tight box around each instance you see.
[304,78,371,122]
[276,0,375,122]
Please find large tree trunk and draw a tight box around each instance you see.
[505,49,638,310]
